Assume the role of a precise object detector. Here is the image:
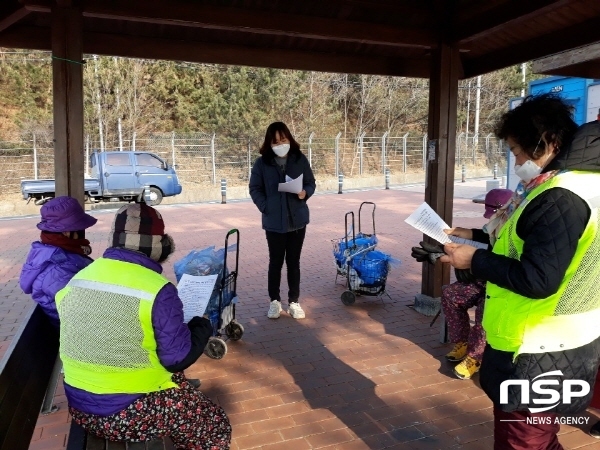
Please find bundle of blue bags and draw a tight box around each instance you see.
[333,233,400,288]
[333,233,378,270]
[174,245,236,317]
[351,249,396,287]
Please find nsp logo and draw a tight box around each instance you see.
[500,370,590,413]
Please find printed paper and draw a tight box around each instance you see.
[405,202,488,249]
[177,273,218,323]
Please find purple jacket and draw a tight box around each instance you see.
[64,247,213,416]
[19,242,93,324]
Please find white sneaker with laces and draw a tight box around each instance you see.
[267,300,282,319]
[288,302,305,319]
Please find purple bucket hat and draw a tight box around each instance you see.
[37,196,97,232]
[484,188,513,219]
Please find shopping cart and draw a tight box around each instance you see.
[332,202,393,305]
[202,229,244,359]
[333,202,377,281]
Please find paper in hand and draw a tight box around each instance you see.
[177,273,218,323]
[278,173,303,194]
[404,202,488,250]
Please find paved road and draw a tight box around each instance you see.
[4,178,598,450]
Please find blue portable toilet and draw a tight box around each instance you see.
[528,76,600,125]
[506,77,600,191]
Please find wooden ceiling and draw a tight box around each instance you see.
[532,41,600,78]
[1,0,600,79]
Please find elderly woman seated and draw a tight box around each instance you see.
[56,203,231,450]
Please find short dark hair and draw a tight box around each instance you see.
[495,93,578,160]
[259,122,301,156]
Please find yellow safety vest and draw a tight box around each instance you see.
[483,171,600,356]
[56,257,178,394]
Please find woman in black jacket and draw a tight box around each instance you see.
[441,94,600,449]
[249,122,316,320]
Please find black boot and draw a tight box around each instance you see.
[188,378,201,389]
[590,420,600,439]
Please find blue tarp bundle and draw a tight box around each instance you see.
[174,246,235,314]
[350,249,393,287]
[333,233,378,269]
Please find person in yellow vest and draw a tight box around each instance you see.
[56,203,231,450]
[441,94,600,449]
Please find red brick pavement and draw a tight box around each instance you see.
[2,181,600,449]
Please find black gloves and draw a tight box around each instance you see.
[411,241,477,284]
[410,241,446,264]
[454,268,477,284]
[188,316,211,330]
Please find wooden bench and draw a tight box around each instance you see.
[0,304,173,450]
[0,305,59,450]
[67,424,175,450]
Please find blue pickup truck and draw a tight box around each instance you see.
[21,151,182,206]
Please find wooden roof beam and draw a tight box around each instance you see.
[0,5,30,33]
[0,24,50,49]
[20,0,436,49]
[462,15,600,78]
[21,0,50,13]
[534,61,600,78]
[531,42,600,74]
[84,31,431,77]
[0,25,431,77]
[454,0,569,43]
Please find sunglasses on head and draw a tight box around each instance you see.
[484,203,504,214]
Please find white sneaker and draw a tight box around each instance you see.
[267,300,282,319]
[288,302,305,319]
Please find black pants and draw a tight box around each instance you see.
[265,227,306,303]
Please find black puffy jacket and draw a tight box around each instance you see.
[472,121,600,414]
[249,150,316,233]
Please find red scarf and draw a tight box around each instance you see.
[40,232,92,256]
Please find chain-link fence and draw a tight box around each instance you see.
[0,131,506,194]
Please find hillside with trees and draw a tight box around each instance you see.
[0,49,540,146]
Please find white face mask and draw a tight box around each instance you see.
[272,144,290,157]
[514,159,543,183]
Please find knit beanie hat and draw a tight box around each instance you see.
[109,203,174,262]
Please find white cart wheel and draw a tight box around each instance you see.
[225,320,244,341]
[204,337,228,359]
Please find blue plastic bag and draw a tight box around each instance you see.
[350,249,400,287]
[333,232,377,268]
[174,245,236,314]
[174,246,224,280]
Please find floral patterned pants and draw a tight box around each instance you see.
[69,373,231,450]
[441,280,486,361]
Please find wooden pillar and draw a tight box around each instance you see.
[421,41,460,297]
[52,1,84,205]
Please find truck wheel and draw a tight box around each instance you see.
[145,187,163,206]
[34,197,52,206]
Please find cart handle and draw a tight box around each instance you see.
[345,243,377,262]
[344,211,356,249]
[216,228,240,331]
[358,202,376,236]
[222,229,240,288]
